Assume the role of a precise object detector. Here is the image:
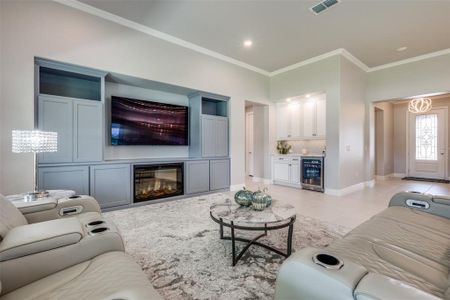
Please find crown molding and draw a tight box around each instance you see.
[54,0,450,78]
[54,0,270,76]
[269,49,344,76]
[368,48,450,72]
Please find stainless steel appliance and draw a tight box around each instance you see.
[301,156,324,192]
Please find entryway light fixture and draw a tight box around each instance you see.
[408,97,432,113]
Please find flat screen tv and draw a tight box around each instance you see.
[111,96,188,146]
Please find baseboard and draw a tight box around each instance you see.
[252,177,272,184]
[392,173,406,178]
[375,173,395,180]
[230,183,245,191]
[365,179,375,188]
[325,181,368,196]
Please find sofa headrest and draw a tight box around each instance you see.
[0,194,28,241]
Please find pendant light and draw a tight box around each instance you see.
[408,97,432,113]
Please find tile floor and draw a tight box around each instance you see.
[244,177,450,229]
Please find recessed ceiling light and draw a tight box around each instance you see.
[397,46,407,52]
[243,40,253,48]
[306,94,311,98]
[286,98,291,102]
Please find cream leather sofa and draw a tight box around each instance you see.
[0,194,162,300]
[275,191,450,300]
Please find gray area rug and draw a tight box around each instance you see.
[104,193,349,300]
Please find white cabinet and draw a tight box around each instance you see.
[276,95,326,140]
[272,156,302,187]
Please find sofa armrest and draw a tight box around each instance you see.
[0,218,83,262]
[389,192,450,219]
[18,195,101,224]
[354,273,441,300]
[275,247,367,300]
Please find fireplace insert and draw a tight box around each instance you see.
[134,163,184,202]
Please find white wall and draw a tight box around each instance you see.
[339,57,367,188]
[0,1,269,194]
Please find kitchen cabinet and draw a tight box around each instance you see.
[276,95,326,140]
[272,156,302,187]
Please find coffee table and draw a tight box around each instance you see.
[210,198,296,266]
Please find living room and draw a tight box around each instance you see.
[1,1,450,299]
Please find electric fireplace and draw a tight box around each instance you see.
[134,163,184,202]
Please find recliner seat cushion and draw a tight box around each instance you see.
[0,251,162,300]
[0,194,27,240]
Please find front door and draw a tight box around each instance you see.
[408,108,448,179]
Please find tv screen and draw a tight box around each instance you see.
[111,96,188,146]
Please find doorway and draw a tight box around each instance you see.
[407,107,448,179]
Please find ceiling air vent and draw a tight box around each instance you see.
[310,0,340,15]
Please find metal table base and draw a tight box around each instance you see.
[211,212,296,266]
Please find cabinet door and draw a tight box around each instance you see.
[38,166,89,195]
[290,160,301,185]
[38,96,73,163]
[290,102,302,139]
[210,159,230,190]
[273,158,290,183]
[73,100,103,162]
[201,116,216,157]
[316,97,326,137]
[276,103,290,139]
[303,101,316,138]
[185,160,210,194]
[215,117,229,157]
[90,164,131,209]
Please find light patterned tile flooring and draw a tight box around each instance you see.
[244,177,450,229]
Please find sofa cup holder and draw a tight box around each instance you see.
[89,227,109,236]
[86,220,105,227]
[313,253,344,270]
[69,195,81,199]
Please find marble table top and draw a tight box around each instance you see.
[210,198,296,224]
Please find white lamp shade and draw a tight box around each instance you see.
[12,130,58,153]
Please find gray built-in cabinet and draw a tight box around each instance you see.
[90,164,131,208]
[36,59,231,210]
[38,95,103,163]
[38,166,89,195]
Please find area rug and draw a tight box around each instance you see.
[104,193,349,300]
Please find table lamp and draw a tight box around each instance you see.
[12,130,58,201]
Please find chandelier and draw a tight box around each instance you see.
[408,97,432,113]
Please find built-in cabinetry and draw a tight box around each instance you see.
[272,155,301,187]
[39,158,229,209]
[189,93,229,158]
[276,95,326,140]
[36,59,231,210]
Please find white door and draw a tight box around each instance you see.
[408,108,448,179]
[303,100,315,138]
[276,103,290,139]
[246,112,254,176]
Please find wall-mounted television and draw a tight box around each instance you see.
[111,96,188,146]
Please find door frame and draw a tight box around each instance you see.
[245,111,254,177]
[406,106,448,179]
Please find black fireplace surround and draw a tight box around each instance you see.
[134,163,184,202]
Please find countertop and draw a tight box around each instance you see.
[272,153,325,157]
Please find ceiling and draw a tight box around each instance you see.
[78,0,450,72]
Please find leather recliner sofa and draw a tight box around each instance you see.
[0,194,162,300]
[275,191,450,300]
